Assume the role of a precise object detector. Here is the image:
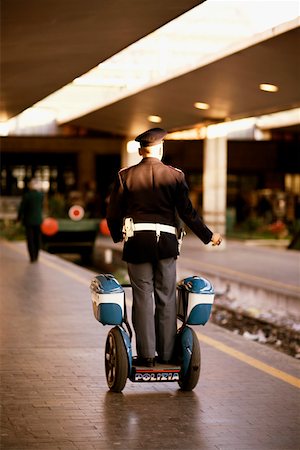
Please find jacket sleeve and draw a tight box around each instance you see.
[175,172,213,244]
[106,173,126,243]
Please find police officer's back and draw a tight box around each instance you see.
[107,128,222,367]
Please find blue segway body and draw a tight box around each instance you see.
[90,274,125,325]
[118,325,133,375]
[178,326,194,377]
[177,276,215,325]
[90,273,214,391]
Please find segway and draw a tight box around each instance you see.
[90,273,215,393]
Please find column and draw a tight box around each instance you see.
[203,135,227,241]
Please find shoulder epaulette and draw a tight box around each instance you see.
[168,165,183,174]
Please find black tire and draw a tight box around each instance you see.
[178,329,201,391]
[105,327,128,393]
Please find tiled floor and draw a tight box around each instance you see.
[1,240,299,450]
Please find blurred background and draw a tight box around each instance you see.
[1,0,299,249]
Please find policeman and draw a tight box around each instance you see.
[107,128,222,367]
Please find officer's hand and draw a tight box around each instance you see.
[211,233,222,246]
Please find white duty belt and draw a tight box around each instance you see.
[123,218,176,242]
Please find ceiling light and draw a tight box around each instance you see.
[256,108,300,129]
[148,115,162,123]
[0,121,11,136]
[167,128,206,140]
[194,102,210,110]
[206,118,256,139]
[259,83,279,92]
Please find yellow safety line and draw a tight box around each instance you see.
[2,240,90,286]
[196,331,300,389]
[3,241,300,389]
[180,256,300,293]
[41,257,91,286]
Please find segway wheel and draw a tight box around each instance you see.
[178,329,201,391]
[105,327,128,393]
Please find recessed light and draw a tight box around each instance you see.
[148,115,162,123]
[259,83,279,92]
[194,102,210,110]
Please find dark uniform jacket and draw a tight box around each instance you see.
[107,157,213,263]
[18,190,43,226]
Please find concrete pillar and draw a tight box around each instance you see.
[203,136,227,238]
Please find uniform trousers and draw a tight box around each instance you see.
[25,225,41,262]
[127,257,177,361]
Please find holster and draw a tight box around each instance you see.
[177,228,186,254]
[122,217,134,241]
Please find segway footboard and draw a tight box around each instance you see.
[129,364,181,383]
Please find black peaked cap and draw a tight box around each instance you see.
[135,128,167,147]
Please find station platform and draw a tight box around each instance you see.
[1,239,300,450]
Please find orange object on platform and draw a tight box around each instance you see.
[99,219,110,236]
[41,217,59,236]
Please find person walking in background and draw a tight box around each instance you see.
[18,178,44,263]
[106,128,222,367]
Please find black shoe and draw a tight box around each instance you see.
[134,357,155,367]
[157,358,169,365]
[157,357,178,365]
